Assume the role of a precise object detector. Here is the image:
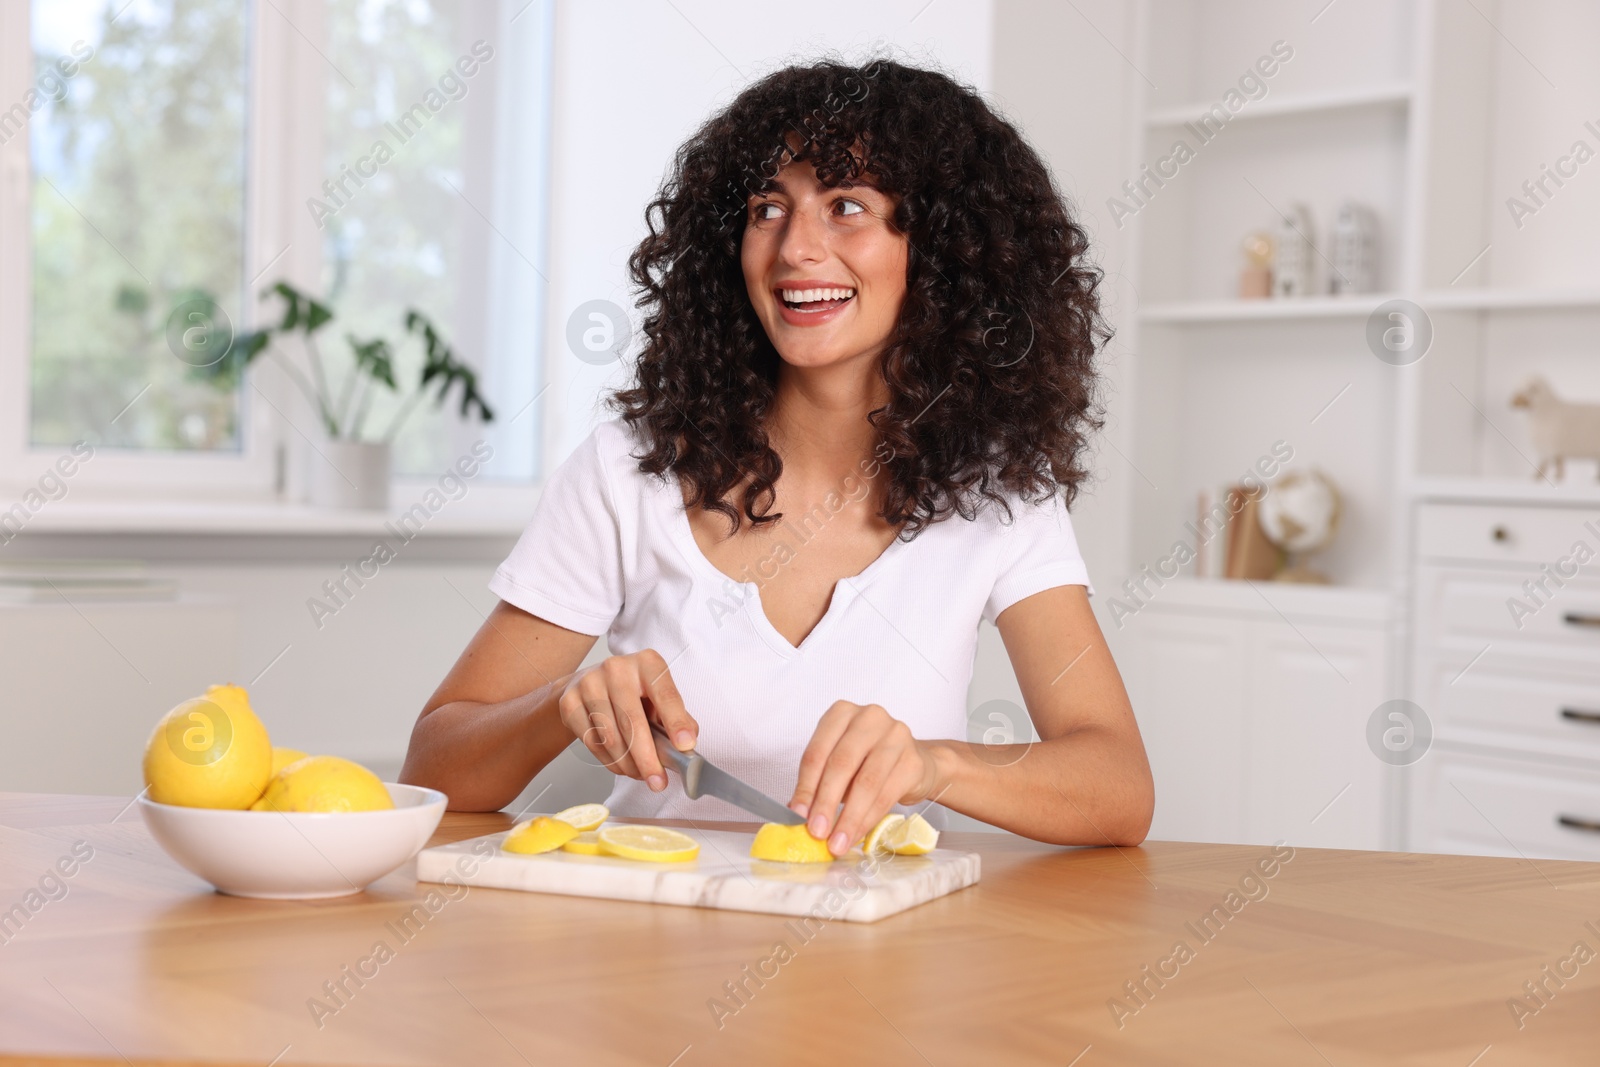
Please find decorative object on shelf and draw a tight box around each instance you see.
[197,282,495,510]
[1223,485,1286,580]
[1238,230,1275,299]
[1329,201,1378,294]
[1510,376,1600,482]
[1272,203,1315,298]
[1258,469,1342,583]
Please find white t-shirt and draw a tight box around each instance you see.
[488,417,1093,827]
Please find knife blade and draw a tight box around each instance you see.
[648,722,806,825]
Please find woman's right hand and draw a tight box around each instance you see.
[556,649,698,793]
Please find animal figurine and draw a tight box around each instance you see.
[1510,377,1600,481]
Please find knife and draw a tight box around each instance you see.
[648,722,806,825]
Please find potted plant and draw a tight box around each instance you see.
[211,282,494,509]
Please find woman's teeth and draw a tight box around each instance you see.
[779,287,855,311]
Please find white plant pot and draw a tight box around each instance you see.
[309,440,391,510]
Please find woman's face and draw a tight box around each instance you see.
[740,152,908,373]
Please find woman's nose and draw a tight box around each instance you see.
[777,203,827,266]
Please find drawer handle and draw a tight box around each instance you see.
[1565,613,1600,629]
[1491,525,1510,543]
[1562,708,1600,725]
[1558,814,1600,834]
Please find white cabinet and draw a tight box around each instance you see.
[1408,500,1600,860]
[1109,581,1389,850]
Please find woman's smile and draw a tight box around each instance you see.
[773,281,857,325]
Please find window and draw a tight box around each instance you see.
[29,0,248,453]
[0,0,551,492]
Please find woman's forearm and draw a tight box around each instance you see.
[399,670,581,811]
[922,725,1154,846]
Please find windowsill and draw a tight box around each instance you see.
[13,484,542,537]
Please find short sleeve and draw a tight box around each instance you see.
[487,425,625,636]
[982,492,1095,626]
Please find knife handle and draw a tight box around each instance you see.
[648,721,702,796]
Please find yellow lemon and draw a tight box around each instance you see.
[504,816,580,854]
[863,813,906,857]
[254,755,394,813]
[596,825,699,862]
[270,747,309,776]
[560,830,605,855]
[749,822,835,863]
[883,812,939,855]
[552,803,609,832]
[142,684,273,809]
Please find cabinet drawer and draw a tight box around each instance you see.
[1416,750,1600,861]
[1417,566,1600,661]
[1420,658,1600,761]
[1416,503,1600,567]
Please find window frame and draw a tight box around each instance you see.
[0,0,553,503]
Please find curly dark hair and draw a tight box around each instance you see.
[607,55,1110,539]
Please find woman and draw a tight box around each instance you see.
[401,58,1154,855]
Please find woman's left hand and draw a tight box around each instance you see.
[787,701,942,856]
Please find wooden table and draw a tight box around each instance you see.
[2,793,1599,1066]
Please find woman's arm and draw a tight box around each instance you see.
[399,601,599,811]
[934,583,1154,845]
[789,584,1154,851]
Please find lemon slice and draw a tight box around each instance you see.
[597,825,699,862]
[561,830,604,855]
[503,816,580,854]
[552,803,610,832]
[749,822,834,863]
[863,813,906,857]
[883,812,939,855]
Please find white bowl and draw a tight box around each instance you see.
[139,783,448,899]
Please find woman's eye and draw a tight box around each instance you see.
[836,198,865,216]
[752,202,781,221]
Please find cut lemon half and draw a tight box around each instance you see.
[749,822,834,863]
[552,803,610,832]
[596,825,699,863]
[503,816,580,855]
[863,813,906,857]
[561,830,604,855]
[883,812,939,855]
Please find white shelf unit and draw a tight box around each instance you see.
[1143,82,1413,129]
[1121,0,1600,596]
[1112,0,1600,852]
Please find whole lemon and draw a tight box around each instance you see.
[142,684,273,809]
[270,747,310,775]
[254,755,394,813]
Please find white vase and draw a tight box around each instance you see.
[309,440,391,510]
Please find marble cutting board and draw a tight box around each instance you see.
[415,823,981,924]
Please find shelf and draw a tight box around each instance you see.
[1418,288,1600,312]
[1123,577,1392,625]
[1411,477,1600,509]
[1138,294,1398,324]
[1144,83,1412,129]
[1139,288,1600,324]
[7,490,539,537]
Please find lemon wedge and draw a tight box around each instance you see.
[596,825,699,862]
[749,822,835,863]
[882,812,939,855]
[863,813,906,857]
[561,830,604,855]
[504,816,580,854]
[552,803,610,832]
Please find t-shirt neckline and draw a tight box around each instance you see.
[660,468,910,657]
